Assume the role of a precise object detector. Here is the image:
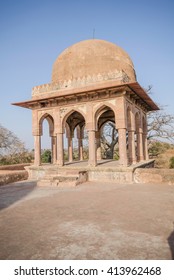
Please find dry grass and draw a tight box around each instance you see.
[155,148,174,168]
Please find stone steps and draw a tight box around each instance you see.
[37,169,88,187]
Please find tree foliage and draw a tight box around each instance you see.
[170,157,174,169]
[0,124,33,165]
[41,149,51,163]
[148,141,171,157]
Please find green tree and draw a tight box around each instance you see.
[41,149,51,163]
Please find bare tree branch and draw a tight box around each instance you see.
[0,124,25,156]
[147,109,174,142]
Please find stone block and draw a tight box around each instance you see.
[88,170,133,183]
[134,168,174,185]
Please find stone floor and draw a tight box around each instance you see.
[0,180,174,260]
[60,159,153,170]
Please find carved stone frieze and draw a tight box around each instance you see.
[32,70,130,96]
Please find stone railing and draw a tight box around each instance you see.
[32,70,130,96]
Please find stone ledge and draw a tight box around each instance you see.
[24,162,174,185]
[0,170,28,186]
[88,170,133,184]
[0,163,30,171]
[134,168,174,185]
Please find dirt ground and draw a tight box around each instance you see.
[0,180,174,260]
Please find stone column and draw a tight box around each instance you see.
[137,129,144,161]
[56,132,64,166]
[51,136,57,164]
[128,130,136,164]
[68,137,73,162]
[118,128,128,166]
[78,138,83,161]
[96,131,102,161]
[88,130,97,166]
[34,135,41,166]
[76,126,83,161]
[143,133,149,160]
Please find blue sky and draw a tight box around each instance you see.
[0,0,174,149]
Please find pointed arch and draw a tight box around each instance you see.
[37,113,56,164]
[61,108,86,131]
[39,113,54,136]
[94,103,117,161]
[94,103,116,131]
[62,109,86,164]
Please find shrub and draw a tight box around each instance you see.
[169,157,174,169]
[0,151,34,165]
[41,149,51,163]
[148,141,171,157]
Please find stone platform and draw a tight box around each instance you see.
[1,180,173,259]
[25,160,155,186]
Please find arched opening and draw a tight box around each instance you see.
[64,111,86,164]
[39,114,55,164]
[126,106,137,164]
[96,106,117,162]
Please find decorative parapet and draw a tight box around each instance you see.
[32,70,130,96]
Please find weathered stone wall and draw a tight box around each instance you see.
[134,168,174,185]
[0,164,30,186]
[0,170,28,186]
[0,164,30,171]
[26,163,174,185]
[1,163,173,186]
[88,170,133,184]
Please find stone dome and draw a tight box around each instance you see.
[52,39,136,83]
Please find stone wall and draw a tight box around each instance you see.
[0,164,30,186]
[0,163,174,186]
[0,163,30,171]
[88,170,133,183]
[134,168,174,185]
[0,170,28,186]
[26,163,174,185]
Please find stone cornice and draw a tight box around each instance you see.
[12,82,159,112]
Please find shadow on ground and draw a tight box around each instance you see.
[0,181,36,210]
[168,229,174,260]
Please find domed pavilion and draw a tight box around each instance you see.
[13,39,158,181]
